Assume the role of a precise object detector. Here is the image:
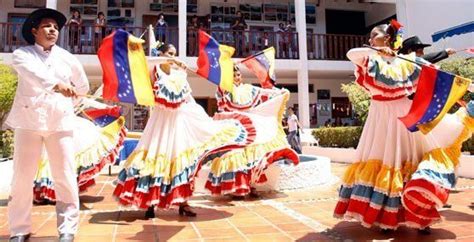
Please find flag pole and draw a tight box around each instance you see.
[139,28,149,39]
[238,49,266,64]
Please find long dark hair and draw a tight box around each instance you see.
[158,43,175,55]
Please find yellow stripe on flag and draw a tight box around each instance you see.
[418,75,471,134]
[218,44,235,93]
[127,35,155,106]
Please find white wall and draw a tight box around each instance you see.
[396,0,474,54]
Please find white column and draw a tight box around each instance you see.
[395,0,410,35]
[46,0,57,9]
[295,0,310,128]
[178,0,187,59]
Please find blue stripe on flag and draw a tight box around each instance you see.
[204,38,222,86]
[113,30,137,104]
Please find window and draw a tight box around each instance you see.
[70,0,98,17]
[14,0,46,8]
[239,4,262,21]
[150,0,178,13]
[107,0,135,26]
[331,97,352,118]
[7,13,29,42]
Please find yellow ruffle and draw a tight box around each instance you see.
[420,110,474,170]
[342,109,474,195]
[74,117,126,169]
[210,90,291,176]
[125,124,242,183]
[342,160,411,195]
[209,130,289,176]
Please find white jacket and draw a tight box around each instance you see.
[5,44,89,131]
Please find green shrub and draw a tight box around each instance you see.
[0,130,14,158]
[0,63,18,124]
[341,82,370,124]
[312,126,363,148]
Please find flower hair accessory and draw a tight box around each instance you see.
[390,19,404,51]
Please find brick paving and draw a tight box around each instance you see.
[1,163,473,241]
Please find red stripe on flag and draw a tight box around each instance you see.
[98,32,119,102]
[399,66,438,128]
[196,30,211,79]
[243,58,271,88]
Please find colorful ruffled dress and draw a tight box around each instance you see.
[113,66,256,209]
[205,84,299,196]
[333,48,473,229]
[33,108,126,202]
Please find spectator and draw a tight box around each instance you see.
[94,12,106,51]
[277,23,288,58]
[333,117,343,127]
[286,20,298,58]
[286,107,302,154]
[231,11,247,57]
[67,9,82,53]
[155,13,168,42]
[262,32,269,49]
[324,119,331,127]
[187,15,199,56]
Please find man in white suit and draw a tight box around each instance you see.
[5,8,89,242]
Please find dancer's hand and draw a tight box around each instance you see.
[376,47,396,57]
[54,82,77,98]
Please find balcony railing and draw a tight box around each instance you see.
[307,33,369,60]
[0,22,368,61]
[0,22,179,55]
[186,29,299,59]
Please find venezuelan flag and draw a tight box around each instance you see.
[399,65,471,134]
[98,29,154,106]
[83,106,122,127]
[241,47,276,88]
[196,30,235,93]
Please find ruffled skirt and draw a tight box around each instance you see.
[112,100,256,209]
[33,116,126,202]
[334,98,472,229]
[205,92,299,196]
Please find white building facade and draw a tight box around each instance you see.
[0,0,398,130]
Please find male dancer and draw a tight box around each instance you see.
[6,8,89,242]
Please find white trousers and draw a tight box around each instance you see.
[8,129,79,236]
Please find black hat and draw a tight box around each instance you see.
[22,8,66,45]
[398,36,431,54]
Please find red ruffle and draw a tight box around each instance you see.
[77,126,126,185]
[334,199,405,229]
[114,178,194,209]
[402,178,449,228]
[214,112,257,144]
[154,96,186,109]
[205,148,299,196]
[33,186,56,203]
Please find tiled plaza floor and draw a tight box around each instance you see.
[1,163,473,241]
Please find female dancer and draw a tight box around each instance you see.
[113,44,256,217]
[333,22,473,233]
[33,99,126,203]
[205,65,299,198]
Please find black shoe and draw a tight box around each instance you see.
[380,229,393,234]
[9,234,30,242]
[418,227,431,235]
[59,233,74,242]
[179,204,197,217]
[145,206,155,219]
[443,204,452,208]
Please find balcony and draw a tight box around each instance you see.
[0,22,368,61]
